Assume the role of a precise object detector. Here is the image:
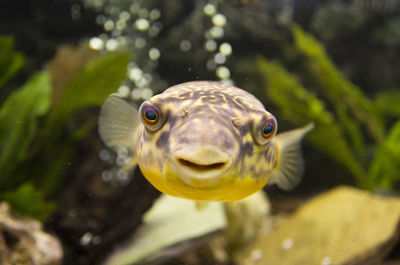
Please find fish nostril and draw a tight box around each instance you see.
[177,158,226,171]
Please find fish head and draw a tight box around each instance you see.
[135,81,279,201]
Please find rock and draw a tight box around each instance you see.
[234,186,400,265]
[0,202,63,265]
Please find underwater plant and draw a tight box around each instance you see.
[0,36,130,220]
[258,25,400,191]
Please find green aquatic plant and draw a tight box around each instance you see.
[368,120,400,189]
[258,59,367,184]
[258,25,400,190]
[0,36,24,88]
[0,71,51,185]
[38,51,131,195]
[0,36,131,220]
[2,183,55,221]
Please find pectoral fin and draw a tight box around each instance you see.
[98,94,139,158]
[269,123,314,190]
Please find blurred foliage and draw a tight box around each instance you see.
[369,120,400,189]
[0,71,51,184]
[375,90,400,118]
[46,51,131,130]
[2,183,55,221]
[0,36,25,88]
[0,35,131,220]
[258,25,400,190]
[258,59,366,184]
[38,51,131,195]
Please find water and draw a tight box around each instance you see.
[0,0,400,264]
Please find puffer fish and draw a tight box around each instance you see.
[99,81,313,202]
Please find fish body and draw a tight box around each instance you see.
[99,81,313,202]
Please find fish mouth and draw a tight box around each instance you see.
[171,146,232,188]
[177,159,226,171]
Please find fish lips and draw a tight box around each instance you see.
[170,146,233,189]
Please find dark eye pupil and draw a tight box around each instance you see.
[263,123,273,134]
[145,109,157,120]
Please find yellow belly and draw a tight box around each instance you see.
[139,166,269,202]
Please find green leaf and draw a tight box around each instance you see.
[374,90,400,117]
[257,57,366,185]
[0,71,52,185]
[292,25,384,144]
[0,36,25,88]
[46,51,131,131]
[37,51,131,195]
[368,120,400,190]
[2,182,56,221]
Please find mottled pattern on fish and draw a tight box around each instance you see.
[99,81,313,202]
[136,81,278,201]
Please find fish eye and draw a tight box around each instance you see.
[262,118,276,138]
[254,116,277,145]
[139,101,164,131]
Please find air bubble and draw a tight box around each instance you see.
[130,3,140,14]
[203,4,216,16]
[204,40,217,51]
[89,37,104,50]
[71,4,81,20]
[149,24,161,37]
[139,8,149,18]
[180,40,192,52]
[209,26,224,39]
[143,73,153,83]
[116,19,127,31]
[221,79,234,85]
[95,14,106,25]
[117,147,128,157]
[216,66,230,80]
[119,11,130,21]
[214,53,226,64]
[142,88,153,99]
[135,18,150,31]
[116,156,127,166]
[207,59,217,70]
[118,85,130,97]
[117,36,128,46]
[92,0,104,9]
[135,38,146,49]
[99,149,111,161]
[219,42,232,56]
[68,209,77,218]
[80,232,93,246]
[128,67,143,81]
[131,88,142,100]
[102,170,113,182]
[149,48,161,60]
[106,39,118,51]
[135,77,147,87]
[149,9,161,20]
[104,20,115,31]
[212,14,227,27]
[117,170,128,181]
[109,6,120,16]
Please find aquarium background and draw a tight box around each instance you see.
[1,0,400,264]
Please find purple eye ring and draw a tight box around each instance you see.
[139,101,164,131]
[142,105,158,125]
[261,118,276,139]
